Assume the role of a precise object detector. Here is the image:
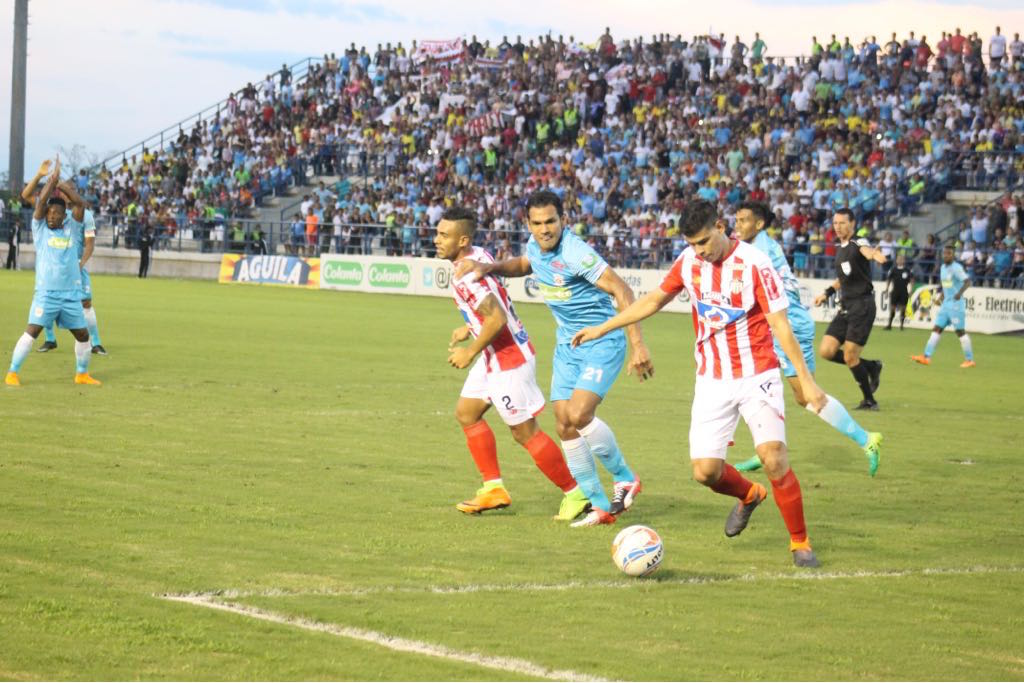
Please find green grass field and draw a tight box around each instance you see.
[1,270,1023,681]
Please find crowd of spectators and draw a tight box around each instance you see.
[25,25,1024,283]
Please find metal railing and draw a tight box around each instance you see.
[4,214,1021,289]
[94,56,325,173]
[933,179,1024,245]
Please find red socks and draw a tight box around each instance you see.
[463,420,500,482]
[524,430,576,492]
[769,468,808,543]
[710,463,755,500]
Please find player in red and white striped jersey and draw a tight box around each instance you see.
[435,208,590,522]
[572,201,828,567]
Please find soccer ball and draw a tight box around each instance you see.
[611,525,663,577]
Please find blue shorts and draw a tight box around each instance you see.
[776,317,816,378]
[28,292,87,330]
[935,305,966,331]
[80,268,92,301]
[550,336,626,402]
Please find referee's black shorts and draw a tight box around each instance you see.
[890,292,908,309]
[825,296,876,347]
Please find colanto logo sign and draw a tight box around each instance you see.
[368,263,411,288]
[323,261,364,286]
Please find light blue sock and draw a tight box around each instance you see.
[561,437,610,512]
[44,324,57,344]
[577,417,636,482]
[959,334,973,361]
[9,333,33,372]
[924,331,940,358]
[812,395,869,448]
[84,307,102,346]
[74,341,91,374]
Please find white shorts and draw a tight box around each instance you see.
[689,368,787,460]
[460,356,545,426]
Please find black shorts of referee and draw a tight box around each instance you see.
[825,295,876,347]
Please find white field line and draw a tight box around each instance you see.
[163,594,608,682]
[164,564,1023,601]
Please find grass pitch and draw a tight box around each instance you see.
[1,271,1022,680]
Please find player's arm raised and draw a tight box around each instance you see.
[766,309,827,412]
[447,294,506,370]
[21,159,52,204]
[454,254,531,281]
[592,267,654,381]
[58,180,88,223]
[33,158,60,220]
[860,242,887,264]
[572,286,675,349]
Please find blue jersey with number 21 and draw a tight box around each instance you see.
[526,228,624,345]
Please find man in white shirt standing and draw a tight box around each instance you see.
[989,26,1007,68]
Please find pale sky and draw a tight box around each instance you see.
[2,0,1023,183]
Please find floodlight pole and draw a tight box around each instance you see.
[8,0,28,194]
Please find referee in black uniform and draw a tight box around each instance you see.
[884,252,913,330]
[814,209,887,410]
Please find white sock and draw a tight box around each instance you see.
[74,341,91,374]
[9,332,34,372]
[959,334,973,361]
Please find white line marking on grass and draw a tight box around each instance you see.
[166,564,1023,601]
[163,594,608,682]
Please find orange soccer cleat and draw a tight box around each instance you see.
[910,355,931,365]
[5,371,21,386]
[960,360,976,368]
[456,485,511,514]
[74,373,102,386]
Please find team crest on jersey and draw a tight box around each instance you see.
[553,274,565,286]
[696,300,745,330]
[730,269,744,295]
[841,261,852,275]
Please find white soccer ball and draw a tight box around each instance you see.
[611,524,663,577]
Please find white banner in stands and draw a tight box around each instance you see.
[318,254,1024,334]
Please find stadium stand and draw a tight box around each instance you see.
[7,29,1024,285]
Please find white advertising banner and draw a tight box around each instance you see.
[319,255,1024,335]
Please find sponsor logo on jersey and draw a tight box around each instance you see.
[841,261,852,275]
[696,299,745,330]
[514,329,530,344]
[47,236,71,249]
[323,261,363,286]
[760,267,782,300]
[537,282,572,301]
[368,263,411,288]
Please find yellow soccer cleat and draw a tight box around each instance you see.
[456,485,511,514]
[5,371,21,386]
[74,373,102,386]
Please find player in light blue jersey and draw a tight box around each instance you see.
[5,157,101,387]
[457,190,653,526]
[912,244,974,368]
[38,202,107,354]
[732,203,882,476]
